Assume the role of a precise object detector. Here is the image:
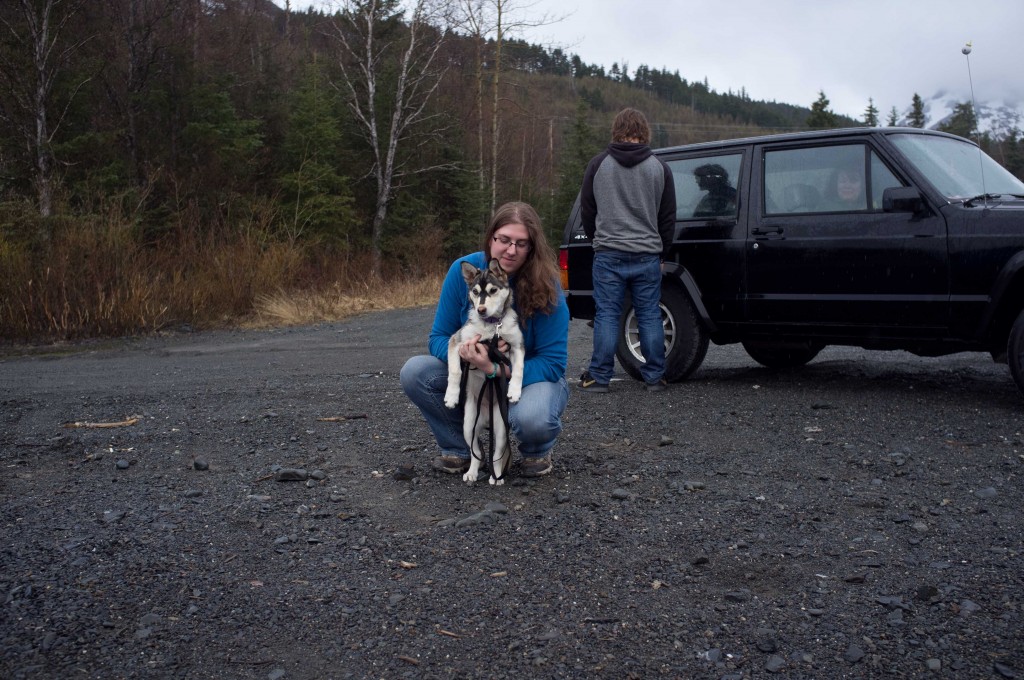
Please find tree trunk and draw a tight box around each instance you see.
[488,1,502,213]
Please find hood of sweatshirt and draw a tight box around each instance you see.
[607,142,653,168]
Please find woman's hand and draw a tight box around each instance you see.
[458,334,492,372]
[457,335,511,375]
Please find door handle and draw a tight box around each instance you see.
[751,226,783,237]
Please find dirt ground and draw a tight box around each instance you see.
[2,307,1022,679]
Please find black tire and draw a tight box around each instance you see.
[1007,309,1024,397]
[742,338,824,369]
[616,285,709,383]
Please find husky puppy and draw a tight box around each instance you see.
[443,259,526,485]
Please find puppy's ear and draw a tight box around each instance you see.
[461,261,480,284]
[488,258,506,277]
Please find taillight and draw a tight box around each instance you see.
[558,248,569,290]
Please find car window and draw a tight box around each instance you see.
[764,144,904,215]
[890,132,1024,199]
[869,154,903,209]
[666,154,742,220]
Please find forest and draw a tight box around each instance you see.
[2,0,1022,342]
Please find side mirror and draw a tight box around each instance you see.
[883,186,925,213]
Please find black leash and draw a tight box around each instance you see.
[460,336,512,480]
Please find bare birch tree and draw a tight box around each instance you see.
[454,0,562,212]
[328,0,452,277]
[0,0,92,218]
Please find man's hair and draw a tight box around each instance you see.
[481,201,560,320]
[611,108,651,144]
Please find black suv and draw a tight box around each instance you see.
[559,127,1024,395]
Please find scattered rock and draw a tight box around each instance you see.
[994,662,1018,678]
[275,468,308,482]
[393,464,416,481]
[724,589,751,603]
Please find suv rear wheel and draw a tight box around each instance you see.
[742,339,824,369]
[616,285,709,383]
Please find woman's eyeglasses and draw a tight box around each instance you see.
[493,235,531,251]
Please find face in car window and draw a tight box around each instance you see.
[823,165,866,210]
[667,154,742,220]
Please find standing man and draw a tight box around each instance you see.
[577,107,676,393]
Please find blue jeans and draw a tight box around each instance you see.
[587,250,665,385]
[400,355,569,459]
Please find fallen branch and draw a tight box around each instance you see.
[63,416,140,429]
[226,658,274,666]
[317,414,368,422]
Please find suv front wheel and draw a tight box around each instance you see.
[1007,309,1024,397]
[616,285,710,383]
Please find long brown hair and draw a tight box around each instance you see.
[481,201,560,320]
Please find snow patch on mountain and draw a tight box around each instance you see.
[897,91,1023,138]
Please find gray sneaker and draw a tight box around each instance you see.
[520,456,552,477]
[431,455,470,474]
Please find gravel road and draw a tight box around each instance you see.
[2,307,1022,679]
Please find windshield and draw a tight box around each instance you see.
[889,133,1024,201]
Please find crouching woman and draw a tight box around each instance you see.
[400,201,569,477]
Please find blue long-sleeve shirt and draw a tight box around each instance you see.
[428,252,569,387]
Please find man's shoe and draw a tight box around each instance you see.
[646,378,668,392]
[431,455,470,474]
[520,455,552,477]
[577,371,609,393]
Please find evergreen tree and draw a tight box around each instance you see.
[863,98,879,127]
[886,106,899,126]
[548,97,598,243]
[908,93,926,128]
[278,60,358,246]
[937,102,979,139]
[180,84,264,215]
[806,91,838,129]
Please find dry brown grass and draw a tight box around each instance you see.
[0,212,445,343]
[249,276,442,328]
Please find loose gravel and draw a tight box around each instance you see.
[2,307,1022,679]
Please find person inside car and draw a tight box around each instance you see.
[823,164,866,210]
[692,163,737,217]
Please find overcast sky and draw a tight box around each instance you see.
[280,0,1023,121]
